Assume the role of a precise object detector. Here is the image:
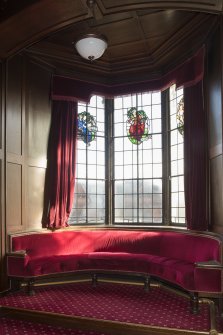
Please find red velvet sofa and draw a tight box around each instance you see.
[6,229,223,313]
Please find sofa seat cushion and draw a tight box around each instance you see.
[79,252,150,273]
[26,254,86,276]
[78,252,195,290]
[147,255,195,290]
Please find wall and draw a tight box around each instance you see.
[0,54,52,290]
[207,24,223,233]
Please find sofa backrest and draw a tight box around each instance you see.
[10,230,222,263]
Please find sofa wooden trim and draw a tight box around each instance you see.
[7,250,27,258]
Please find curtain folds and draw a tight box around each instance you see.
[42,100,77,229]
[184,81,208,231]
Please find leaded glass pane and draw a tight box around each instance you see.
[77,164,86,178]
[97,165,105,179]
[115,123,124,136]
[152,92,161,104]
[114,91,163,224]
[153,149,162,163]
[152,104,161,118]
[88,180,96,194]
[115,151,123,165]
[69,95,105,225]
[124,165,133,179]
[153,164,162,178]
[115,138,124,151]
[115,195,123,208]
[88,165,96,179]
[115,165,123,179]
[169,84,185,226]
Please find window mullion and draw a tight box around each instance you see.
[162,90,171,225]
[105,98,114,225]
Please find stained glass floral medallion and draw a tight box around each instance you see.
[126,107,151,145]
[77,111,98,145]
[176,97,184,136]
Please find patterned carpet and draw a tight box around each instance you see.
[0,281,222,334]
[0,317,105,335]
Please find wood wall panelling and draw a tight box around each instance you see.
[27,61,51,162]
[0,61,6,291]
[6,55,24,232]
[0,63,2,151]
[207,27,222,156]
[6,162,22,229]
[210,156,223,232]
[6,56,22,155]
[0,159,3,275]
[28,166,46,230]
[207,26,223,232]
[27,60,51,230]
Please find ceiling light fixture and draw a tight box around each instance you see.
[75,33,108,61]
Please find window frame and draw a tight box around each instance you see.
[69,87,185,227]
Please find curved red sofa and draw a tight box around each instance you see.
[7,229,223,313]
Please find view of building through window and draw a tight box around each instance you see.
[69,85,185,226]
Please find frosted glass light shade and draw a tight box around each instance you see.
[75,34,107,61]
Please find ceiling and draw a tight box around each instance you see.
[0,0,221,84]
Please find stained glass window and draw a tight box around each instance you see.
[126,107,151,145]
[77,111,98,145]
[176,97,184,136]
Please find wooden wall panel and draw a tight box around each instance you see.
[26,60,51,230]
[208,26,222,157]
[6,162,22,229]
[207,25,223,232]
[27,166,46,230]
[6,56,22,155]
[5,55,25,233]
[0,60,6,291]
[27,62,51,162]
[1,54,52,290]
[210,156,223,232]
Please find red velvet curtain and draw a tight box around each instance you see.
[42,100,77,229]
[184,81,208,230]
[52,47,204,103]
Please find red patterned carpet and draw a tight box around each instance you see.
[0,281,222,334]
[0,317,105,335]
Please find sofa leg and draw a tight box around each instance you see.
[218,296,223,317]
[92,274,98,288]
[144,275,150,292]
[10,279,21,292]
[190,292,199,314]
[27,280,35,296]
